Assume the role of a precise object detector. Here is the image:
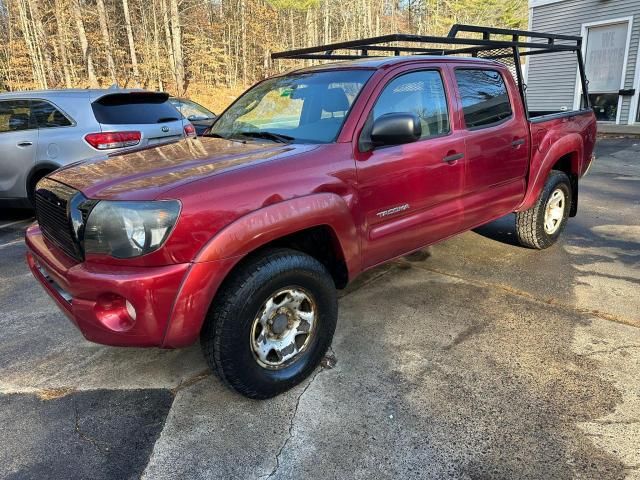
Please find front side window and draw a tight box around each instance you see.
[0,100,32,133]
[31,100,72,128]
[209,70,373,144]
[371,70,450,139]
[455,69,512,129]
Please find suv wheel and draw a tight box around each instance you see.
[201,248,337,399]
[515,170,572,249]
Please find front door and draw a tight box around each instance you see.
[0,100,38,199]
[355,67,466,269]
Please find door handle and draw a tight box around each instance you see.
[442,152,464,164]
[17,141,33,147]
[511,138,525,147]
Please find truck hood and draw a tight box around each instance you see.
[49,137,316,200]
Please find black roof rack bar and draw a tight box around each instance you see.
[271,37,576,60]
[272,33,579,60]
[270,24,590,113]
[338,44,456,54]
[447,24,581,43]
[271,25,581,60]
[282,54,370,60]
[489,47,575,60]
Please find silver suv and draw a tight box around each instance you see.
[0,89,195,207]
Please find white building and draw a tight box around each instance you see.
[526,0,640,127]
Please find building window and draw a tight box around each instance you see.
[590,93,620,122]
[584,21,630,122]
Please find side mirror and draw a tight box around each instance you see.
[370,113,421,148]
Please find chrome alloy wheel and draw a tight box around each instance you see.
[544,188,566,234]
[250,287,317,369]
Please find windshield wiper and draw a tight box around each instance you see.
[235,131,294,144]
[157,116,180,123]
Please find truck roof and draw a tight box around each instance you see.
[289,55,501,74]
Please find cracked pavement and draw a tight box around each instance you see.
[1,138,639,479]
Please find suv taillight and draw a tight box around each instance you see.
[85,131,141,150]
[184,123,196,137]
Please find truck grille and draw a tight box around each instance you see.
[34,178,83,261]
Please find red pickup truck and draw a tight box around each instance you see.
[26,26,596,398]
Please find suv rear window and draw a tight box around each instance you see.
[92,93,181,125]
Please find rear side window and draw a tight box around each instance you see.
[31,100,72,128]
[0,100,32,132]
[372,70,450,139]
[454,69,512,129]
[92,93,181,125]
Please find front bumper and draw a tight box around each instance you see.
[25,225,238,348]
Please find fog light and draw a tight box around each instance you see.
[94,293,136,332]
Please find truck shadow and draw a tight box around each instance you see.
[471,213,520,246]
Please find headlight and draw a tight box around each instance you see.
[84,200,180,258]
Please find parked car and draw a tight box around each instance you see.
[26,26,596,400]
[169,97,216,136]
[0,89,195,208]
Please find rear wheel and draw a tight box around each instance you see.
[200,248,337,399]
[515,170,572,249]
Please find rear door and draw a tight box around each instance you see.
[452,67,529,229]
[354,66,466,268]
[91,92,185,147]
[0,99,38,198]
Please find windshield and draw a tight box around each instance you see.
[171,98,215,120]
[209,70,373,144]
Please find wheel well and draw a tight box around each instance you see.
[551,153,579,217]
[27,165,57,192]
[243,225,349,289]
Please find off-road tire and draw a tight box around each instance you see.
[515,170,572,249]
[200,248,337,399]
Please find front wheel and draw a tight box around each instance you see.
[515,170,572,249]
[200,248,337,399]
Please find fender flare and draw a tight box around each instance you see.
[194,192,361,279]
[162,193,360,347]
[518,133,583,212]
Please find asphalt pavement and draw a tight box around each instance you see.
[0,138,638,479]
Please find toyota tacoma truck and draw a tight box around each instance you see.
[25,25,597,399]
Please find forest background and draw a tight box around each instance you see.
[0,0,527,113]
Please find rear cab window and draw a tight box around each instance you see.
[92,93,181,125]
[454,69,512,129]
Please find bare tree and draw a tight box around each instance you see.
[26,0,54,86]
[0,0,527,101]
[72,0,98,87]
[53,0,72,87]
[96,0,117,83]
[169,0,185,94]
[122,0,141,85]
